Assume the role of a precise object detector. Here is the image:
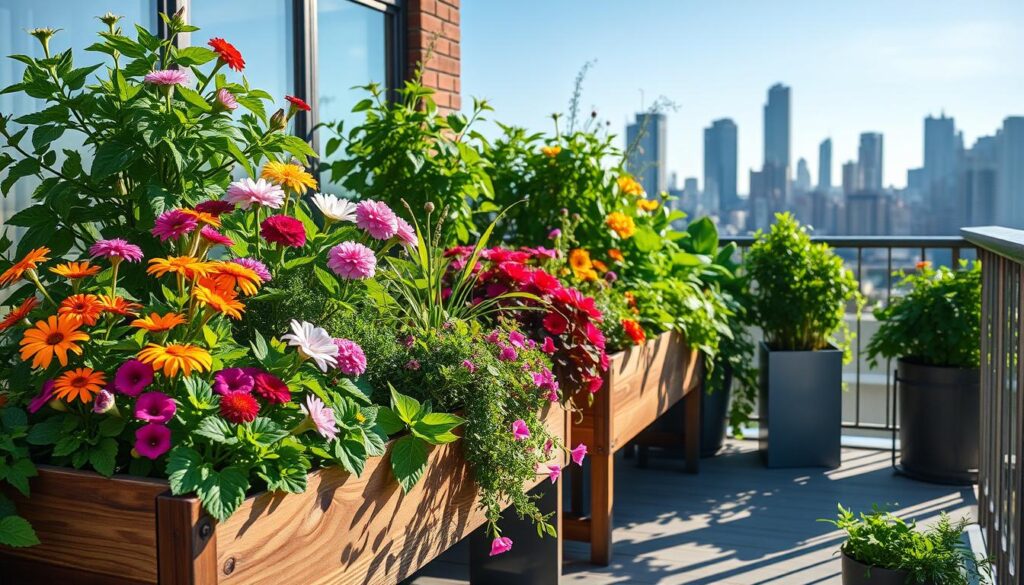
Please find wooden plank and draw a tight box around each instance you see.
[214,405,568,585]
[0,553,151,585]
[156,494,219,585]
[0,465,167,583]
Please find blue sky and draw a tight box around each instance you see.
[461,1,1024,192]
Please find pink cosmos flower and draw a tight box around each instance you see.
[511,419,530,441]
[327,242,377,279]
[489,536,513,557]
[571,443,588,466]
[355,200,399,240]
[93,389,116,414]
[134,392,177,424]
[395,217,417,247]
[135,423,172,459]
[152,209,199,241]
[225,178,285,209]
[216,88,238,111]
[28,380,54,414]
[462,359,476,373]
[90,238,144,263]
[231,258,272,283]
[114,359,154,396]
[200,226,234,247]
[261,215,306,247]
[547,464,561,483]
[144,69,189,86]
[213,368,255,395]
[301,394,339,440]
[251,370,291,404]
[333,338,367,376]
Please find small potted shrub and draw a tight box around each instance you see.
[866,261,981,484]
[824,505,989,585]
[746,213,862,468]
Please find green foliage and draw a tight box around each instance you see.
[866,262,981,368]
[746,213,863,357]
[378,385,464,493]
[823,505,990,584]
[0,407,39,547]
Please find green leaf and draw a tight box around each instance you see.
[31,125,64,153]
[363,426,387,458]
[1,408,27,430]
[175,46,218,66]
[89,438,118,477]
[251,331,269,361]
[411,412,464,446]
[196,465,249,522]
[1,158,41,194]
[247,417,289,446]
[166,446,208,495]
[333,435,367,476]
[6,204,52,228]
[91,140,133,179]
[0,515,39,548]
[390,386,422,425]
[3,458,37,497]
[313,265,339,295]
[52,435,82,457]
[390,436,429,493]
[351,98,373,112]
[225,139,253,178]
[176,86,212,111]
[98,416,125,438]
[194,417,238,445]
[25,416,63,446]
[633,226,664,253]
[375,407,405,435]
[687,216,719,255]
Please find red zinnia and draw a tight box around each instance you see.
[285,95,311,112]
[542,312,568,335]
[194,199,236,217]
[261,215,306,247]
[208,38,245,72]
[220,391,260,424]
[252,371,291,404]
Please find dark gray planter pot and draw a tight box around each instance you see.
[701,366,732,458]
[841,552,919,585]
[758,342,842,468]
[897,358,979,485]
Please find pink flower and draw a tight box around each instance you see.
[28,380,54,414]
[395,217,417,247]
[215,88,238,111]
[547,228,561,240]
[547,464,561,483]
[605,271,618,283]
[220,392,260,424]
[587,376,603,393]
[508,331,527,348]
[511,419,530,441]
[144,69,189,86]
[194,199,235,216]
[542,312,568,335]
[261,215,306,247]
[462,359,476,373]
[355,200,399,240]
[489,536,513,557]
[498,345,518,362]
[402,335,416,348]
[327,242,377,279]
[543,439,553,456]
[333,338,367,376]
[152,209,199,242]
[134,392,176,424]
[301,394,338,440]
[251,370,291,404]
[225,178,284,209]
[231,258,272,282]
[571,443,588,466]
[135,423,172,459]
[405,359,421,371]
[213,368,254,395]
[486,330,501,344]
[114,359,154,396]
[93,389,116,414]
[200,226,233,247]
[90,238,143,263]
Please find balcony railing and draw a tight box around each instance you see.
[721,235,976,433]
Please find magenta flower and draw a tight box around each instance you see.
[508,331,527,348]
[134,392,177,424]
[215,88,239,111]
[605,271,618,283]
[543,439,553,456]
[231,257,272,283]
[462,359,477,373]
[541,337,556,354]
[300,394,339,440]
[28,380,54,414]
[90,238,143,263]
[135,423,172,459]
[403,335,416,348]
[395,217,417,247]
[498,345,518,362]
[327,242,377,279]
[547,228,562,240]
[486,330,501,344]
[225,178,285,210]
[571,443,588,466]
[194,199,235,216]
[92,389,116,414]
[251,370,291,404]
[261,215,306,247]
[405,359,421,371]
[213,368,255,396]
[546,463,561,484]
[355,200,399,240]
[200,226,234,247]
[511,419,530,441]
[332,338,367,376]
[489,536,513,557]
[114,359,154,397]
[144,69,189,86]
[152,209,199,241]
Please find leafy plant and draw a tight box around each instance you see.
[866,262,981,369]
[0,407,39,547]
[376,385,463,493]
[746,213,863,357]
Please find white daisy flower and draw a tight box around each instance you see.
[281,319,339,372]
[311,192,358,223]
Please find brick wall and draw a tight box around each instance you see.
[406,0,461,111]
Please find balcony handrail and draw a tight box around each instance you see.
[721,235,969,248]
[962,225,1024,262]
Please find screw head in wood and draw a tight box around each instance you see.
[224,557,236,575]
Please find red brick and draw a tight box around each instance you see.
[421,69,439,87]
[441,0,459,8]
[450,43,460,60]
[437,73,456,91]
[433,38,451,57]
[450,93,462,111]
[441,21,460,42]
[434,55,459,75]
[433,91,451,108]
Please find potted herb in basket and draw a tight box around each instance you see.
[746,213,863,468]
[866,261,981,484]
[824,505,989,585]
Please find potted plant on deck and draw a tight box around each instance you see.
[746,213,863,468]
[865,261,981,484]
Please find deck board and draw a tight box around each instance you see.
[406,439,975,585]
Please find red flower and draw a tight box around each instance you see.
[261,215,306,247]
[285,95,311,112]
[252,371,291,404]
[220,391,260,424]
[498,261,533,284]
[530,270,562,295]
[543,312,568,335]
[622,319,646,345]
[194,200,236,216]
[208,38,245,72]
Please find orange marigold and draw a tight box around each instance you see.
[59,294,105,326]
[617,176,644,196]
[621,319,646,345]
[131,312,187,333]
[50,261,101,280]
[138,343,213,377]
[0,296,39,332]
[0,247,50,287]
[53,367,106,404]
[605,212,636,239]
[541,145,562,158]
[19,315,89,369]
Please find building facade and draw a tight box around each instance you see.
[626,112,668,195]
[703,118,738,213]
[857,132,884,192]
[818,138,832,192]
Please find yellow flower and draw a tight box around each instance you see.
[569,249,598,281]
[541,145,562,158]
[617,176,644,197]
[637,199,659,212]
[261,161,317,194]
[605,212,636,239]
[138,343,213,377]
[50,261,101,280]
[147,256,213,280]
[180,208,221,228]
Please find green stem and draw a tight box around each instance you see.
[26,270,57,306]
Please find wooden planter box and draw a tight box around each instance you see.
[0,406,569,585]
[565,331,702,565]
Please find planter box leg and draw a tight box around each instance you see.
[684,386,701,474]
[156,494,219,585]
[469,480,562,584]
[588,450,614,566]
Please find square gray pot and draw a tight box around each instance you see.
[758,341,842,468]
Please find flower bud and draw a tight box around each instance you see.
[424,202,436,214]
[92,389,117,414]
[98,12,123,29]
[27,28,60,57]
[269,108,287,132]
[47,398,67,412]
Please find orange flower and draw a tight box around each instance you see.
[50,261,101,280]
[592,259,608,273]
[131,312,187,333]
[606,212,636,239]
[19,315,89,369]
[261,161,317,194]
[0,247,50,287]
[180,208,222,228]
[636,199,659,212]
[147,256,213,280]
[624,291,638,309]
[59,294,105,326]
[194,278,245,319]
[916,260,932,270]
[138,343,213,377]
[608,249,625,263]
[98,295,142,317]
[53,367,106,404]
[569,249,598,281]
[617,176,644,196]
[0,296,39,332]
[209,262,261,296]
[541,145,562,158]
[622,319,646,345]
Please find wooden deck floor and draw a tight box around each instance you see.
[408,439,976,585]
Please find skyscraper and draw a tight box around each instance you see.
[795,158,812,193]
[997,117,1024,228]
[703,118,738,212]
[962,135,998,226]
[764,83,791,170]
[626,112,668,195]
[924,113,959,232]
[818,138,832,191]
[842,161,858,196]
[857,132,884,192]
